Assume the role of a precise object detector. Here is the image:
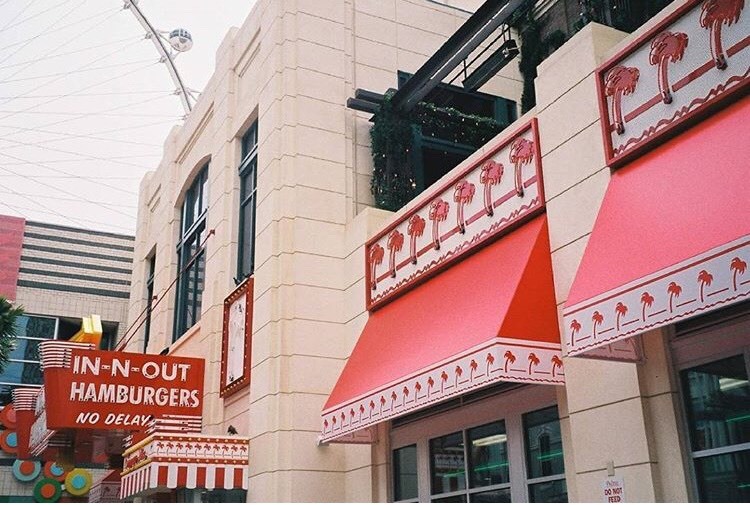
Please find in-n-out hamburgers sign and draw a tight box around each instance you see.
[40,341,204,431]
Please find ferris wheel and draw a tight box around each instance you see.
[123,0,198,114]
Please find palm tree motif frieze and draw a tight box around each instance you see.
[564,238,750,357]
[597,0,748,167]
[319,338,564,443]
[365,120,544,311]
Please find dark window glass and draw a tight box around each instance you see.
[524,407,565,479]
[469,489,511,502]
[1,315,56,389]
[394,445,418,501]
[468,421,509,488]
[682,355,750,452]
[15,315,56,338]
[528,479,568,503]
[237,122,258,280]
[433,495,467,503]
[431,431,466,495]
[694,450,750,502]
[174,166,208,340]
[143,255,156,353]
[524,406,567,503]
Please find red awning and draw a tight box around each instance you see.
[564,96,750,358]
[321,216,562,442]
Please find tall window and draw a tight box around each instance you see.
[237,122,258,281]
[672,304,750,502]
[143,254,156,352]
[392,386,567,502]
[0,315,57,392]
[174,166,208,340]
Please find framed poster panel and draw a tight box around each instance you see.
[221,278,253,398]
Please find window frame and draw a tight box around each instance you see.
[174,166,209,341]
[237,122,258,282]
[0,314,58,389]
[390,385,564,503]
[671,306,750,502]
[143,254,156,353]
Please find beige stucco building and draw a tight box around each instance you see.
[125,0,750,502]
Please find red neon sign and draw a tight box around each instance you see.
[41,344,204,431]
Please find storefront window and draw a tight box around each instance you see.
[394,444,418,502]
[390,386,565,502]
[681,354,750,502]
[524,406,567,502]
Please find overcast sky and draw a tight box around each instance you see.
[0,0,256,234]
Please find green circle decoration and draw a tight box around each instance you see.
[34,478,62,502]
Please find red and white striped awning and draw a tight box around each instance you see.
[121,462,248,498]
[119,432,249,500]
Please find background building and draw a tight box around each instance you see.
[0,214,134,500]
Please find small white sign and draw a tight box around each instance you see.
[602,477,625,503]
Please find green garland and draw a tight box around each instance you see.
[370,92,506,211]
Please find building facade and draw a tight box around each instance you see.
[125,0,749,502]
[0,215,134,500]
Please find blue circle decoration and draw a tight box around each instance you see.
[6,431,16,447]
[12,459,42,481]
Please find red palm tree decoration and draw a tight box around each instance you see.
[591,311,604,339]
[359,404,365,420]
[379,395,386,414]
[469,359,478,381]
[569,319,581,346]
[440,370,449,393]
[503,350,516,373]
[414,382,421,401]
[455,365,463,387]
[402,386,409,402]
[428,198,450,250]
[486,352,495,375]
[509,138,535,197]
[453,180,476,233]
[391,391,398,409]
[730,257,747,291]
[551,355,563,378]
[407,214,426,265]
[615,302,628,331]
[640,292,654,321]
[649,31,689,104]
[527,352,540,375]
[697,269,714,303]
[427,376,435,396]
[369,399,376,415]
[479,160,504,216]
[667,281,683,312]
[369,243,384,290]
[700,0,745,70]
[387,230,404,278]
[604,66,640,134]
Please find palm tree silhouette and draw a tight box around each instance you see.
[387,230,404,278]
[479,160,504,216]
[391,391,398,409]
[730,257,747,291]
[469,359,478,381]
[615,302,628,331]
[649,31,689,104]
[509,138,535,197]
[486,352,495,375]
[428,198,450,250]
[700,0,745,70]
[569,319,581,346]
[453,180,476,233]
[551,355,563,378]
[667,282,683,312]
[427,376,435,397]
[591,311,604,339]
[527,352,540,375]
[503,350,516,373]
[440,370,449,393]
[414,382,421,400]
[407,214,426,265]
[359,404,365,421]
[697,270,714,303]
[402,386,409,403]
[640,292,655,321]
[604,66,640,134]
[369,244,384,290]
[379,395,386,414]
[454,365,463,387]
